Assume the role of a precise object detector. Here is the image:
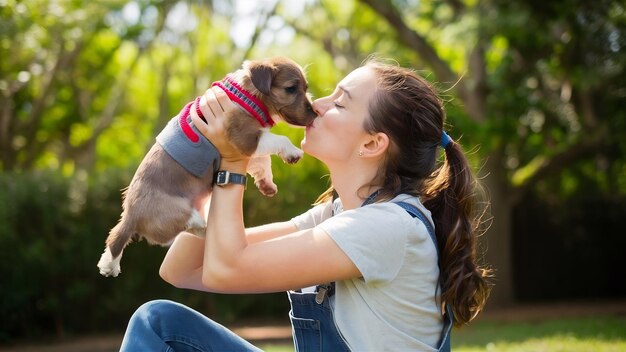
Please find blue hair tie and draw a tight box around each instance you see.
[440,131,452,149]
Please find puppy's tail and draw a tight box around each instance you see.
[106,220,136,258]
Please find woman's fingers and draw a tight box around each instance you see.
[191,87,249,163]
[207,87,238,116]
[195,89,229,132]
[204,88,224,119]
[190,93,221,139]
[213,87,236,113]
[190,109,215,138]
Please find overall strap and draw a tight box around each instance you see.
[394,201,453,352]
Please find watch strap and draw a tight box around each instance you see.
[215,170,247,187]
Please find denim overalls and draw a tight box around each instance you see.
[287,200,453,352]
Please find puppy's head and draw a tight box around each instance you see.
[242,57,317,126]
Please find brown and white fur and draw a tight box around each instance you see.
[97,57,316,277]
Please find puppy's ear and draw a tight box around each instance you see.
[247,61,275,96]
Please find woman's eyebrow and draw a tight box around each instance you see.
[338,85,352,99]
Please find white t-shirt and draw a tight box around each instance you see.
[291,194,443,351]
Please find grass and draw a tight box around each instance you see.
[452,315,626,352]
[258,315,626,352]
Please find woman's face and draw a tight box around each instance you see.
[302,66,378,164]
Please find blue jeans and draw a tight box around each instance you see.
[120,291,351,352]
[120,300,262,352]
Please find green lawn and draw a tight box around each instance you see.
[259,315,626,352]
[452,315,626,352]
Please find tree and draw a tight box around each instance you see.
[362,0,625,305]
[0,0,239,173]
[1,0,137,171]
[272,0,626,305]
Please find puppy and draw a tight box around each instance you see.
[98,57,317,277]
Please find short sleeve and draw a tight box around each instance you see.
[291,201,333,230]
[318,203,414,284]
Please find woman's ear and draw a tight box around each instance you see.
[361,132,389,158]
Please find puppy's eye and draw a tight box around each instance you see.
[284,86,297,94]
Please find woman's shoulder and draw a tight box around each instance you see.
[329,195,420,231]
[352,194,435,241]
[291,200,335,230]
[381,194,433,227]
[352,194,430,220]
[387,194,430,213]
[320,195,433,283]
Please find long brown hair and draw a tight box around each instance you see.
[318,60,492,325]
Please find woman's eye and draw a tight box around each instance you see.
[285,86,297,94]
[333,101,344,109]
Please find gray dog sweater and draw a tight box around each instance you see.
[156,100,221,178]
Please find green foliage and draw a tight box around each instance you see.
[482,0,626,194]
[0,170,301,342]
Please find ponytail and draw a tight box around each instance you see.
[423,139,492,325]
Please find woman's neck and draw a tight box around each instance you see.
[328,162,381,210]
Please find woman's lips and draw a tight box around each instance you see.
[306,115,320,129]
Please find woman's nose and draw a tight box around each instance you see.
[312,99,327,116]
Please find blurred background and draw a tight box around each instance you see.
[1,0,625,349]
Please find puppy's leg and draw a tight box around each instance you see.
[98,220,134,277]
[248,131,303,196]
[255,130,303,164]
[185,209,207,237]
[98,247,123,277]
[247,155,277,196]
[189,191,211,236]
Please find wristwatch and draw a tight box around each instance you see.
[214,170,247,188]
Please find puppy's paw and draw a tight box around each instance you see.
[97,247,122,277]
[285,155,301,164]
[279,147,303,164]
[256,178,278,197]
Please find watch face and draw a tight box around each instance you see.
[216,171,228,185]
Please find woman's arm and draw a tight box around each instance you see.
[159,221,298,290]
[201,175,359,293]
[159,233,206,290]
[246,221,299,244]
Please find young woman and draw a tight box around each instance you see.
[120,60,492,351]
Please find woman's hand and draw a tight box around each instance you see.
[191,87,249,172]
